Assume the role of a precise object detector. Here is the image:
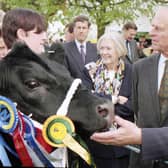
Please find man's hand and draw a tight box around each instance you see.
[90,116,142,146]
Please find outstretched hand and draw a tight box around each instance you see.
[90,116,142,146]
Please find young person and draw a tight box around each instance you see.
[2,8,47,55]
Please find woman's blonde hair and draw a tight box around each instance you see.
[97,31,127,58]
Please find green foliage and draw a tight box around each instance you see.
[1,0,168,38]
[136,32,150,40]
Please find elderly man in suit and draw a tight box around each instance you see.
[130,5,168,168]
[122,22,141,64]
[91,5,168,168]
[130,6,168,168]
[63,15,99,85]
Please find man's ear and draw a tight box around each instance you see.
[17,28,27,40]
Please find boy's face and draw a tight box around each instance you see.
[19,28,47,54]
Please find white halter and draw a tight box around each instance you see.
[56,78,81,116]
[32,78,82,129]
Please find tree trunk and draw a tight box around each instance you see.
[97,22,105,39]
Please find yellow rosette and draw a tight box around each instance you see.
[42,115,75,147]
[42,115,94,166]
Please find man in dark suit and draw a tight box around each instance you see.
[122,22,141,64]
[63,15,99,85]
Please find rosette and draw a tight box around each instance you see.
[0,96,18,133]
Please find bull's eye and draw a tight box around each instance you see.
[24,80,40,89]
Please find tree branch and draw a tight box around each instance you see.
[109,0,129,6]
[154,0,168,3]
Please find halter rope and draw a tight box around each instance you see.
[57,78,81,116]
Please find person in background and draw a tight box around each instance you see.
[84,32,134,168]
[137,35,148,58]
[138,36,153,57]
[64,22,75,42]
[0,28,7,59]
[138,35,147,50]
[122,22,140,63]
[2,8,47,55]
[63,15,99,86]
[0,10,7,59]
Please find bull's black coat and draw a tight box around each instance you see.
[0,42,114,167]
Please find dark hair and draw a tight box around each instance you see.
[122,22,137,31]
[2,8,47,49]
[73,15,91,28]
[65,22,74,33]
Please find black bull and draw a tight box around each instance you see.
[0,42,114,166]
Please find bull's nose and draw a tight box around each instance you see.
[97,102,115,128]
[97,105,108,117]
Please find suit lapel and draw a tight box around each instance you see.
[150,55,160,94]
[85,42,91,63]
[71,41,85,71]
[129,40,137,61]
[149,54,160,122]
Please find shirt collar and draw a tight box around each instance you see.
[75,40,86,49]
[160,54,168,64]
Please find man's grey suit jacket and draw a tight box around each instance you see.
[125,39,140,64]
[142,127,168,161]
[130,53,168,168]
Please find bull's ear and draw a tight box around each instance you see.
[46,42,65,65]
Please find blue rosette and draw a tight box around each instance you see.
[0,96,18,133]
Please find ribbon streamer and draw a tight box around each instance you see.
[62,134,92,166]
[0,134,11,166]
[23,115,54,167]
[13,125,34,166]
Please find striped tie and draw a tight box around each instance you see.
[159,60,168,123]
[80,44,85,64]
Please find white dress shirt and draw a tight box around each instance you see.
[158,54,168,91]
[75,40,86,55]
